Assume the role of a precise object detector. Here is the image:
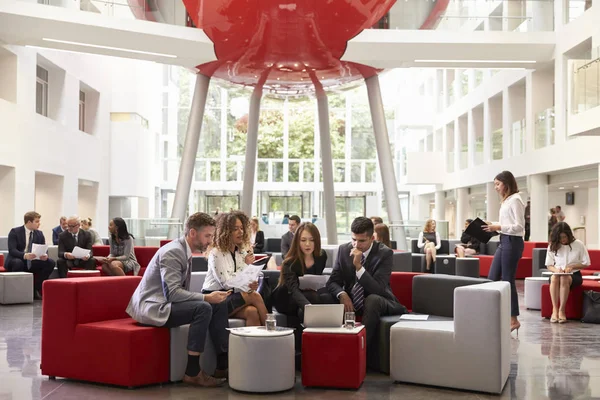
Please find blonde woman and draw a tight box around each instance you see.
[80,217,103,245]
[250,217,265,254]
[202,211,268,326]
[417,219,441,271]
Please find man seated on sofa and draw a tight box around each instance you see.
[52,216,68,245]
[5,211,55,300]
[126,212,230,388]
[325,216,407,369]
[57,215,96,278]
[281,215,300,258]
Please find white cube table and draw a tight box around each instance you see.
[229,326,295,393]
[0,272,34,304]
[524,277,549,310]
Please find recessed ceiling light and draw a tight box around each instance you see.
[574,185,580,188]
[559,187,565,190]
[41,38,177,58]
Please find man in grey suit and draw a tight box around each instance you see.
[281,215,301,258]
[126,213,230,387]
[325,217,407,369]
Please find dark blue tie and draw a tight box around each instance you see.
[351,255,366,311]
[26,231,33,270]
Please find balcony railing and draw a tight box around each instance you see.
[512,119,526,157]
[534,107,555,149]
[572,52,600,114]
[492,128,503,160]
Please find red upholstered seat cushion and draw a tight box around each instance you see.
[475,254,533,278]
[0,253,4,268]
[390,272,424,311]
[588,250,600,272]
[541,280,600,320]
[160,239,171,247]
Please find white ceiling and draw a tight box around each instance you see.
[0,1,557,71]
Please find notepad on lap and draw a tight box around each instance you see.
[464,217,497,244]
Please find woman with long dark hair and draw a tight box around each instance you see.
[483,171,525,335]
[272,222,327,321]
[98,217,140,276]
[202,211,267,326]
[374,223,391,248]
[546,222,589,323]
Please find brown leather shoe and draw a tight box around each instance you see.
[183,371,225,387]
[213,369,228,380]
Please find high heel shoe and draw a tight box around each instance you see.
[550,313,558,323]
[558,316,567,324]
[510,322,521,337]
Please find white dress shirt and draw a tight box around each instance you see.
[497,193,525,237]
[355,242,374,280]
[545,239,590,270]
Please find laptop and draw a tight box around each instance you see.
[303,304,344,328]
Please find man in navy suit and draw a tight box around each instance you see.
[6,211,56,299]
[52,216,67,245]
[325,217,407,369]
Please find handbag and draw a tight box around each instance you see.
[258,273,273,313]
[582,290,600,324]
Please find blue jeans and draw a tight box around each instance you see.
[488,235,524,317]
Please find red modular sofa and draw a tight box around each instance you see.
[390,271,425,311]
[41,277,169,387]
[581,249,600,276]
[0,253,5,272]
[541,280,600,320]
[92,245,158,277]
[476,241,547,279]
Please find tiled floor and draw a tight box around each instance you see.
[2,281,600,399]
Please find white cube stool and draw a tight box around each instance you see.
[229,327,295,393]
[0,272,34,304]
[524,277,549,310]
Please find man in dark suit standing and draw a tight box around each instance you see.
[57,215,96,278]
[281,215,300,258]
[52,216,67,245]
[6,211,56,299]
[325,217,407,368]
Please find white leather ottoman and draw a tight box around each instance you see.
[0,272,34,304]
[229,326,295,393]
[524,277,549,310]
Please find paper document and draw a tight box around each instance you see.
[400,314,429,321]
[72,246,91,259]
[298,275,328,291]
[31,244,48,259]
[225,263,264,291]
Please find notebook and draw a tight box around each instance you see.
[464,217,498,244]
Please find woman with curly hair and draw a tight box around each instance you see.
[201,211,267,326]
[417,219,441,271]
[545,222,589,323]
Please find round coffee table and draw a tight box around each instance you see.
[524,277,549,310]
[67,270,101,278]
[228,326,295,393]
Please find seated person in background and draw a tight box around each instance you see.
[281,215,301,258]
[52,216,68,245]
[455,219,481,258]
[273,222,327,322]
[250,217,265,254]
[127,212,230,387]
[374,223,391,248]
[282,214,290,225]
[80,217,103,245]
[202,211,268,326]
[96,218,140,276]
[370,216,383,226]
[57,215,96,278]
[5,211,55,300]
[325,217,407,369]
[545,222,589,323]
[417,219,441,271]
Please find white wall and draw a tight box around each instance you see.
[34,172,64,242]
[0,49,17,103]
[588,187,598,247]
[0,165,16,235]
[78,181,99,224]
[548,188,597,246]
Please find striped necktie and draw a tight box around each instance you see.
[351,254,366,312]
[26,231,33,270]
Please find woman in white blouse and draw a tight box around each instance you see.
[202,211,267,326]
[417,219,441,272]
[545,222,589,323]
[483,171,525,335]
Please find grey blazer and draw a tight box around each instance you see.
[126,237,204,326]
[281,231,293,258]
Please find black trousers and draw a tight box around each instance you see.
[56,258,97,278]
[162,300,229,368]
[7,258,55,293]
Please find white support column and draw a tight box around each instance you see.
[554,54,568,144]
[529,174,549,241]
[366,75,407,250]
[434,189,445,222]
[316,91,338,245]
[525,72,536,153]
[241,86,263,216]
[456,188,469,239]
[486,182,500,223]
[483,99,492,164]
[283,98,289,183]
[454,119,461,172]
[170,74,210,237]
[554,0,567,29]
[442,125,449,172]
[467,109,475,167]
[502,88,512,159]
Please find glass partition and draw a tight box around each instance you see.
[534,107,555,149]
[572,55,600,114]
[122,218,183,246]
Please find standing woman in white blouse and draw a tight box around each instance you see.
[545,222,589,323]
[483,171,525,335]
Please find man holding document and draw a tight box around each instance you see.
[5,211,55,300]
[57,215,96,278]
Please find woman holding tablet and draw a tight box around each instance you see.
[545,222,589,323]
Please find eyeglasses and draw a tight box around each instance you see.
[67,224,79,228]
